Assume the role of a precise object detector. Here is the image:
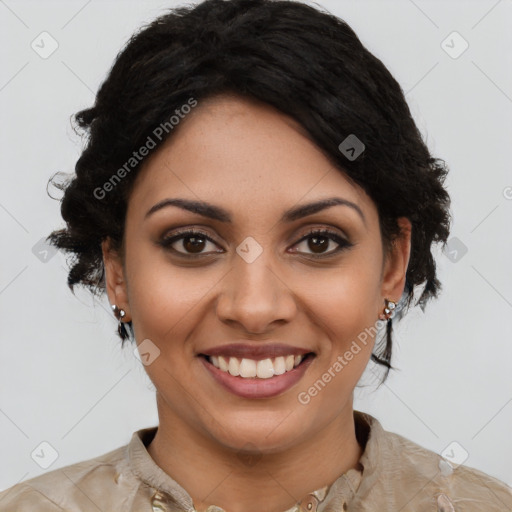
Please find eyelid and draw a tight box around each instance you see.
[158,228,222,255]
[158,226,352,257]
[290,228,352,258]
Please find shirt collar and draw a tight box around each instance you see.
[127,410,380,511]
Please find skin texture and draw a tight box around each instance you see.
[102,94,412,512]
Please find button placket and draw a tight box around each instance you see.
[151,490,169,512]
[298,494,320,512]
[436,493,455,512]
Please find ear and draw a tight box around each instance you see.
[102,237,131,321]
[380,217,412,303]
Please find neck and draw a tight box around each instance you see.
[147,398,362,512]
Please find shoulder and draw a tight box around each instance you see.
[0,484,63,511]
[0,444,134,511]
[355,412,512,511]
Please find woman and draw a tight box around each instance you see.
[1,0,510,510]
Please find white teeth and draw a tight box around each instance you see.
[228,357,240,376]
[274,356,286,375]
[256,358,274,379]
[207,353,306,379]
[239,358,257,378]
[218,355,229,372]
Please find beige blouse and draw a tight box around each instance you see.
[1,411,511,511]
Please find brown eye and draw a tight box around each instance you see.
[292,229,352,258]
[159,230,222,256]
[158,228,352,259]
[306,234,331,254]
[180,235,208,254]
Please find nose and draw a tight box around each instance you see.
[216,250,297,334]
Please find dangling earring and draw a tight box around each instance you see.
[379,299,397,321]
[112,304,129,339]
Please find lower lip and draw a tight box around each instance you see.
[199,354,315,399]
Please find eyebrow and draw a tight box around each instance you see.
[145,196,366,225]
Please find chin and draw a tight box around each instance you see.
[210,413,306,454]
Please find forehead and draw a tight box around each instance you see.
[127,94,375,224]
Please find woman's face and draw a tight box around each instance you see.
[103,94,411,453]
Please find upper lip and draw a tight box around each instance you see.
[199,343,314,360]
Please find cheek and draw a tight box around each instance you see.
[307,255,381,330]
[295,282,380,413]
[302,255,382,376]
[123,237,216,341]
[129,281,210,355]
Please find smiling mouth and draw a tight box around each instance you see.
[199,353,316,379]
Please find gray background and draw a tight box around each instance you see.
[1,0,511,491]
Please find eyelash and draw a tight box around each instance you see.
[158,228,353,259]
